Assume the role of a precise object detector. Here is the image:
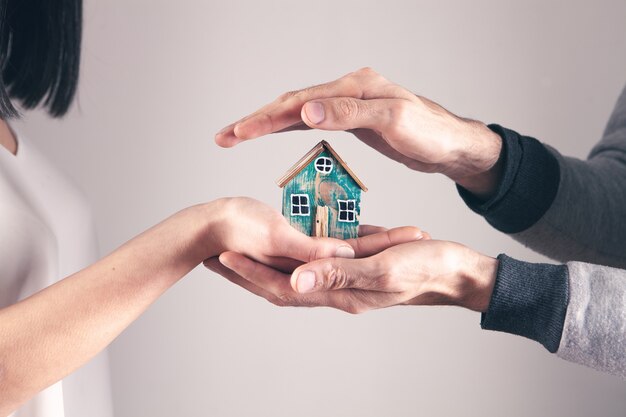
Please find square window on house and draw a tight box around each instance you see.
[337,199,356,223]
[291,194,310,216]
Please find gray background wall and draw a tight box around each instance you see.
[13,0,626,416]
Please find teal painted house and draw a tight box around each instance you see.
[277,141,367,239]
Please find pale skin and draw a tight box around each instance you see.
[0,120,424,415]
[213,67,501,314]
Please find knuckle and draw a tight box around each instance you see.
[333,98,359,120]
[295,295,320,308]
[355,66,378,77]
[344,303,365,315]
[268,296,286,307]
[393,226,424,242]
[275,292,294,306]
[308,245,320,262]
[277,90,299,102]
[324,263,349,290]
[387,100,414,132]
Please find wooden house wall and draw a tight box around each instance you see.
[282,149,361,239]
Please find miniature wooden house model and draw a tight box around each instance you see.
[277,140,367,239]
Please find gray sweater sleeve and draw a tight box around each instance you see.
[558,262,626,378]
[512,84,626,266]
[459,84,626,377]
[510,86,626,377]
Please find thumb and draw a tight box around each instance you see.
[301,97,398,131]
[290,257,384,294]
[278,229,355,263]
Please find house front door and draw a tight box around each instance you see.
[314,205,329,238]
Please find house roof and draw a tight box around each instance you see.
[276,140,368,191]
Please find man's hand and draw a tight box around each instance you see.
[216,67,503,199]
[206,233,498,314]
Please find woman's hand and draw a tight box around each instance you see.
[200,197,358,266]
[207,238,498,314]
[215,68,503,198]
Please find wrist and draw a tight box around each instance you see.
[455,246,498,312]
[177,200,226,264]
[448,120,503,200]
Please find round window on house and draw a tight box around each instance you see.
[315,157,333,173]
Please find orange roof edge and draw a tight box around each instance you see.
[276,140,368,191]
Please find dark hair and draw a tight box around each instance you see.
[0,0,82,118]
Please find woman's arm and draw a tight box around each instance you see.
[0,197,365,415]
[0,205,213,415]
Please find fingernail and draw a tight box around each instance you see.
[218,255,233,269]
[296,271,317,293]
[305,102,325,124]
[335,245,355,259]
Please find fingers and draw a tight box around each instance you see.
[218,252,294,298]
[348,226,427,258]
[215,77,354,147]
[290,257,386,294]
[263,255,303,274]
[215,98,287,147]
[216,252,406,315]
[203,257,276,302]
[275,120,311,133]
[214,67,397,146]
[357,224,388,236]
[275,229,355,263]
[218,251,334,308]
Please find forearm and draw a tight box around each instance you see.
[0,204,217,414]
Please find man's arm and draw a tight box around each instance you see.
[211,242,626,378]
[214,69,626,377]
[459,85,626,267]
[216,68,626,267]
[482,255,626,378]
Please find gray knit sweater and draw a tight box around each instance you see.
[459,85,626,378]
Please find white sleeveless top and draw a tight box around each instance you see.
[0,131,113,417]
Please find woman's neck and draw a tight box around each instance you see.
[0,119,18,155]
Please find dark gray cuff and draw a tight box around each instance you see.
[481,254,569,353]
[457,124,560,234]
